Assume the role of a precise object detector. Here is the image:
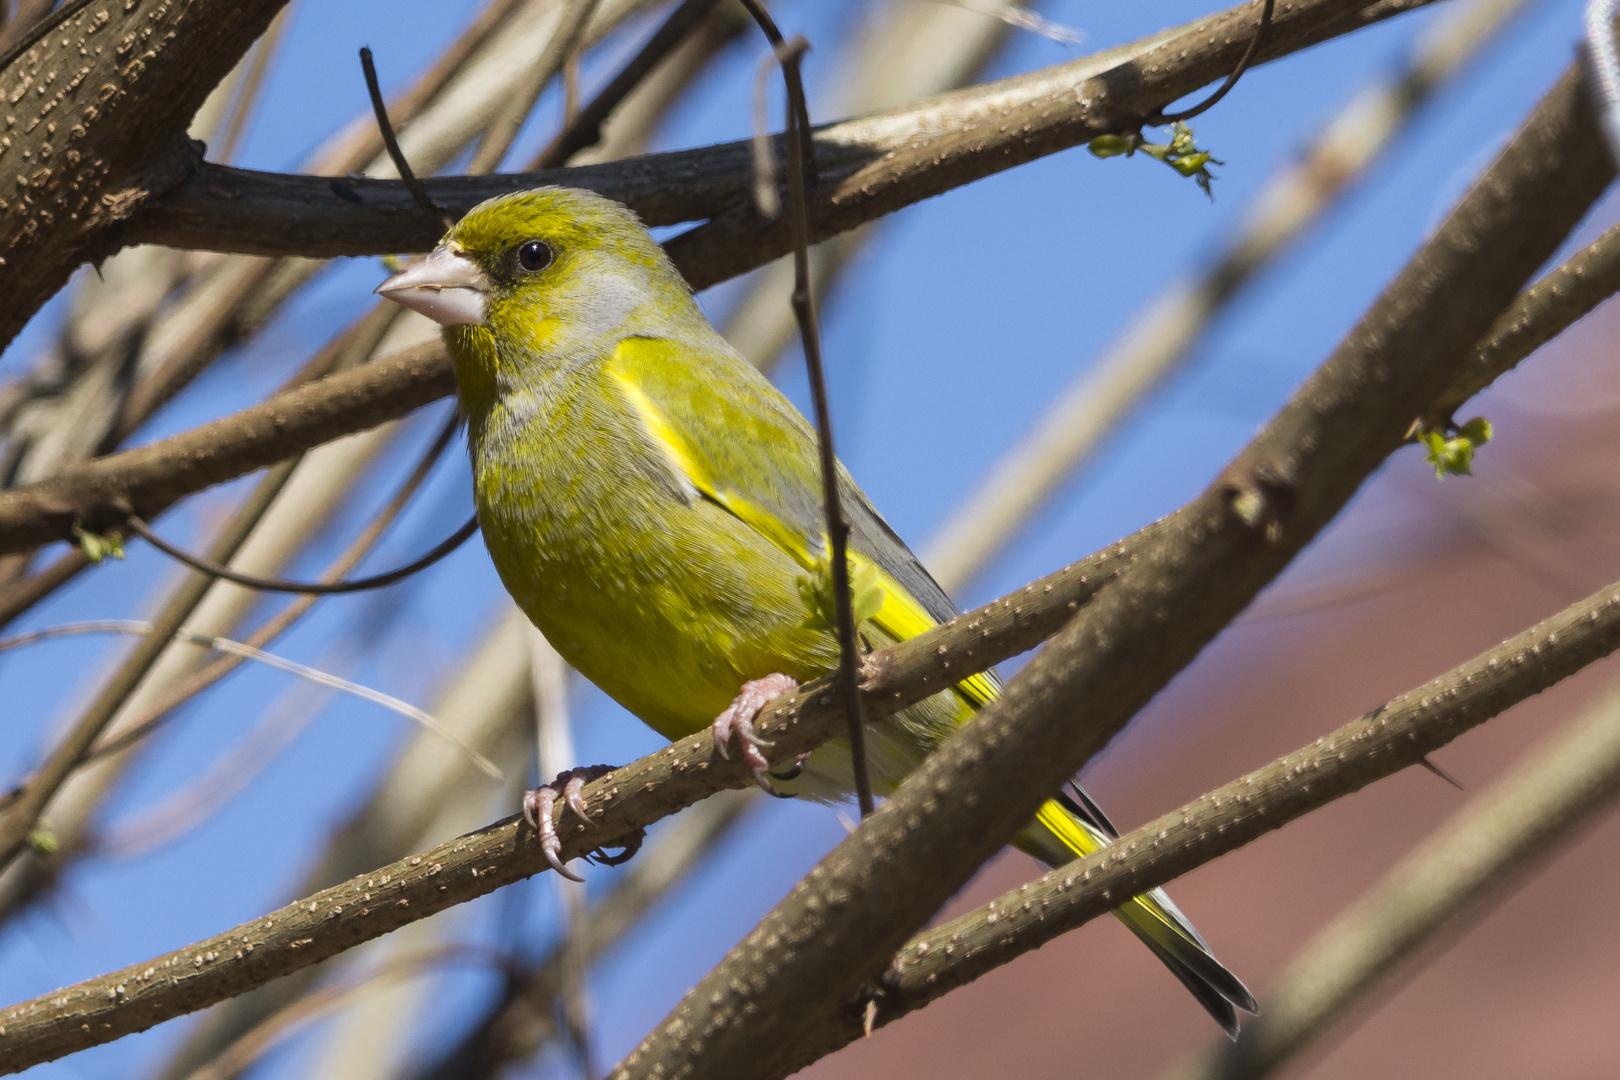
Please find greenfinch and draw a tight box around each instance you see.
[377,187,1255,1035]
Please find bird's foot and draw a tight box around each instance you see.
[712,673,799,794]
[522,763,624,882]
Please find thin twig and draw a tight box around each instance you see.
[1149,0,1275,124]
[0,621,501,781]
[360,46,455,231]
[735,0,870,816]
[124,510,477,595]
[1163,672,1620,1080]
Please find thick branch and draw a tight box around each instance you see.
[611,60,1616,1080]
[122,0,1434,264]
[786,576,1620,1069]
[0,0,291,348]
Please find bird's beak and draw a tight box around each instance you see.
[374,246,490,327]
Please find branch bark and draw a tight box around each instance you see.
[120,0,1436,264]
[0,0,291,349]
[785,574,1620,1071]
[609,59,1616,1080]
[0,342,454,556]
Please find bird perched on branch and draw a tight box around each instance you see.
[377,186,1255,1036]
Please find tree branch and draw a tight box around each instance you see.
[922,0,1542,592]
[0,0,292,349]
[787,573,1620,1070]
[0,342,454,557]
[1164,670,1620,1080]
[120,0,1436,264]
[1428,216,1620,425]
[609,59,1616,1080]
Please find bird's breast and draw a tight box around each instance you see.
[466,379,834,739]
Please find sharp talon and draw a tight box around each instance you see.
[563,776,590,822]
[523,764,620,881]
[545,838,585,882]
[522,789,540,831]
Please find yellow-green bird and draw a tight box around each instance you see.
[377,186,1255,1036]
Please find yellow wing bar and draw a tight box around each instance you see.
[610,356,997,711]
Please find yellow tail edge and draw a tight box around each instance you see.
[1018,798,1257,1039]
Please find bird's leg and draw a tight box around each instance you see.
[522,763,623,882]
[712,672,800,793]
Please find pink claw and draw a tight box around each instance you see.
[521,764,621,881]
[711,673,800,793]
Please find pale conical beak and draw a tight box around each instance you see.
[375,246,490,327]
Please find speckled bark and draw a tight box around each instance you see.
[0,0,290,349]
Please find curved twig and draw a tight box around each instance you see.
[359,46,456,231]
[1148,0,1275,125]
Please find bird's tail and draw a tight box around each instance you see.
[1014,792,1257,1039]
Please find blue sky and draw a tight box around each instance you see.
[0,0,1603,1077]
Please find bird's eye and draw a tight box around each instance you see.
[516,240,554,273]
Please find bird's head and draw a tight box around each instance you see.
[376,187,694,405]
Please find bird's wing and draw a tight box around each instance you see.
[606,335,999,706]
